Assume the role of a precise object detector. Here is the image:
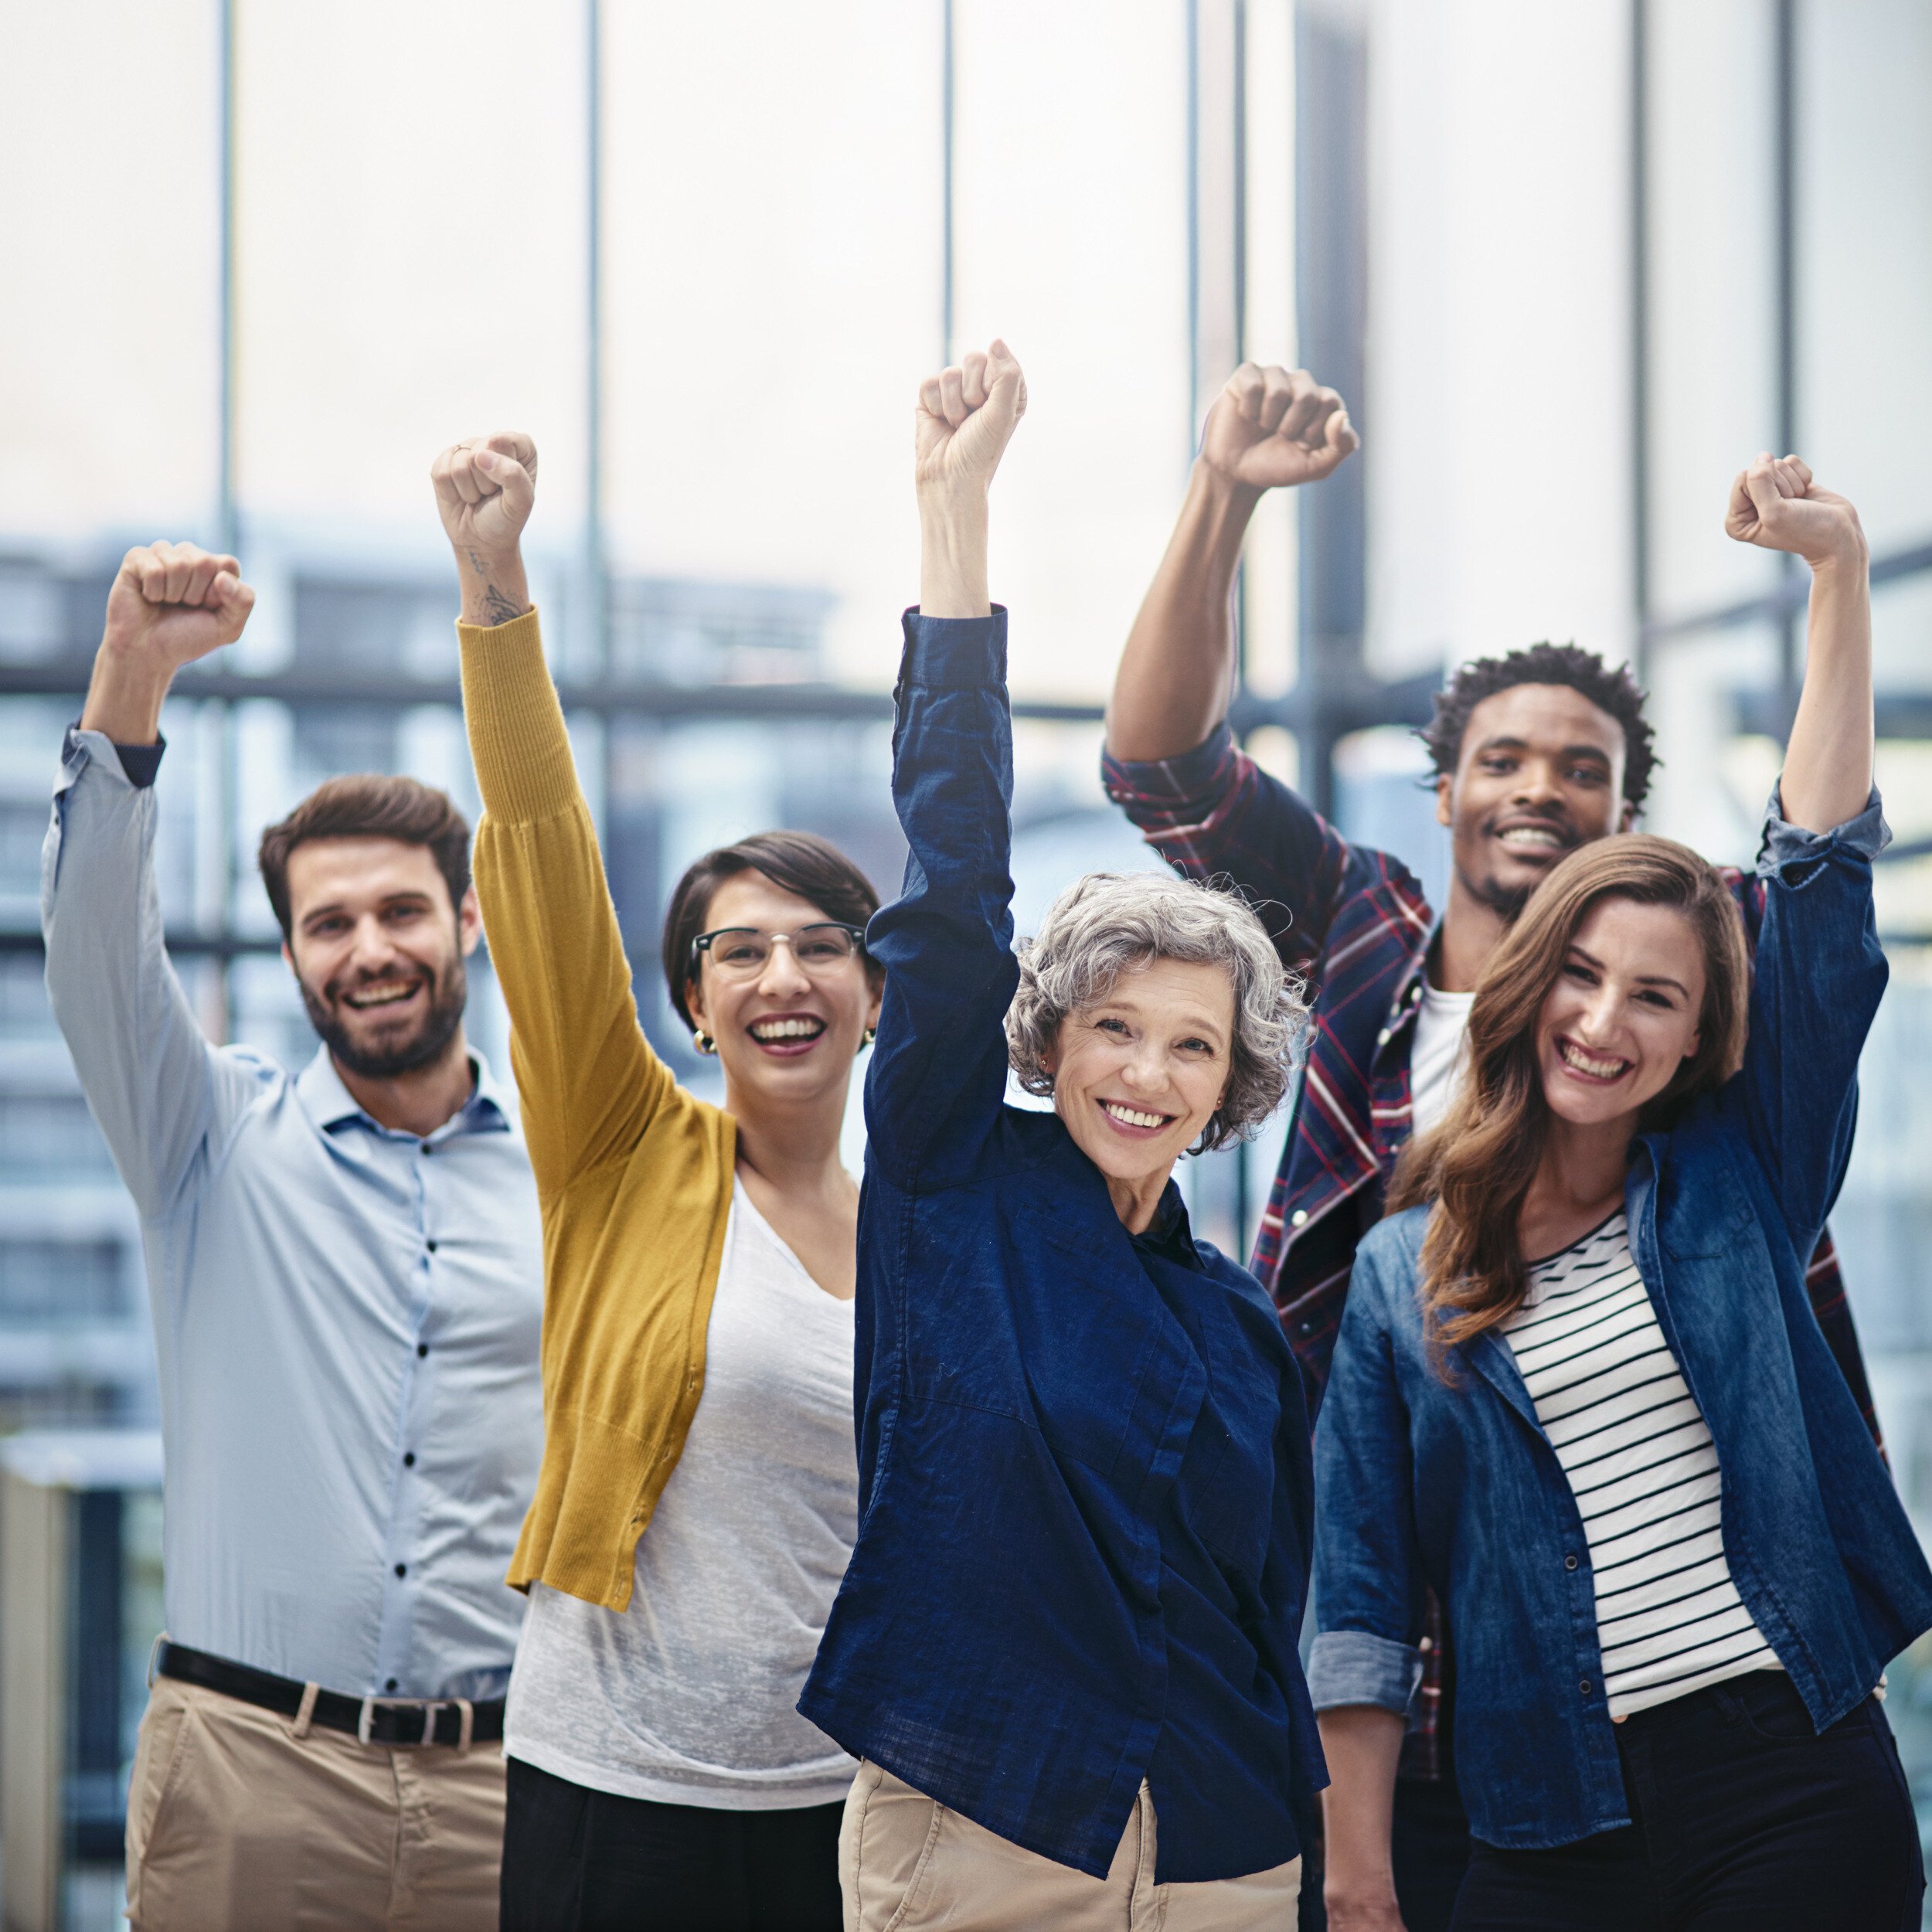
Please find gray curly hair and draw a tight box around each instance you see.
[1006,870,1306,1153]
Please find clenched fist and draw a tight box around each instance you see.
[1200,364,1357,492]
[1724,453,1865,570]
[81,541,256,743]
[102,541,254,668]
[431,433,537,627]
[916,341,1027,500]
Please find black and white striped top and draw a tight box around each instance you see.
[1504,1213,1779,1718]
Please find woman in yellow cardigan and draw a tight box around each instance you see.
[432,431,882,1932]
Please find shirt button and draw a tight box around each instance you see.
[403,1452,416,1468]
[1410,984,1423,1003]
[1291,1209,1308,1228]
[386,1677,399,1692]
[395,1563,408,1578]
[426,1239,438,1254]
[1565,1553,1580,1571]
[1580,1679,1594,1697]
[420,1141,433,1156]
[1419,1635,1433,1654]
[1376,1027,1391,1045]
[417,1342,429,1358]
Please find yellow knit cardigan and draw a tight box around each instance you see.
[459,609,736,1610]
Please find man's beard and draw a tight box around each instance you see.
[302,959,468,1080]
[1460,866,1538,924]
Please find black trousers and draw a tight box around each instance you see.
[501,1757,845,1932]
[1450,1672,1923,1932]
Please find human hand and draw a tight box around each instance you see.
[1724,453,1866,571]
[431,433,537,625]
[1325,1885,1409,1932]
[100,541,254,670]
[1199,363,1357,492]
[915,340,1027,502]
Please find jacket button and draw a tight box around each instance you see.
[1565,1554,1580,1571]
[1291,1209,1308,1228]
[1580,1679,1593,1697]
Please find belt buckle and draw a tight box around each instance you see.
[356,1696,444,1747]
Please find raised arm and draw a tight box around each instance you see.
[433,434,672,1202]
[862,343,1028,1188]
[43,546,260,1216]
[1725,452,1872,832]
[1105,365,1355,762]
[1721,457,1885,1243]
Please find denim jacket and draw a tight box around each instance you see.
[798,611,1327,1882]
[1309,790,1932,1851]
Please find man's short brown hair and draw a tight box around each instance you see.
[258,775,472,940]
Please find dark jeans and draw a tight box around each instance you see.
[1451,1672,1923,1931]
[501,1757,845,1932]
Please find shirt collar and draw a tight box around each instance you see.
[294,1043,512,1138]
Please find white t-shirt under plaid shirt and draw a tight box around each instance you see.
[1504,1211,1780,1719]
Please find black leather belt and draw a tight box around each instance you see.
[156,1641,505,1747]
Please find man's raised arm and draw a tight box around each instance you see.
[1105,364,1355,762]
[43,545,258,1216]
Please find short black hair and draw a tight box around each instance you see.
[1417,641,1658,811]
[661,830,882,1029]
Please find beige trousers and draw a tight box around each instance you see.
[124,1675,505,1931]
[839,1760,1301,1931]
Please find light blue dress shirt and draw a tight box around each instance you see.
[41,730,545,1699]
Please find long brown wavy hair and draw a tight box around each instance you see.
[1386,835,1750,1365]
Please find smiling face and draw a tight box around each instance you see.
[282,836,478,1079]
[1535,896,1706,1130]
[1439,683,1636,921]
[684,871,881,1112]
[1043,957,1236,1219]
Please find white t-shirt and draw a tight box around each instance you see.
[1409,982,1476,1138]
[504,1182,860,1808]
[1504,1213,1780,1719]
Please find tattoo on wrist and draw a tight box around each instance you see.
[480,583,526,627]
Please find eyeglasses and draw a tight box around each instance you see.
[690,923,868,979]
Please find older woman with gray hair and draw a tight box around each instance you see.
[800,344,1328,1930]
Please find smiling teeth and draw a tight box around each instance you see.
[345,983,418,1008]
[1560,1040,1629,1079]
[751,1018,823,1040]
[1498,827,1565,851]
[1102,1101,1168,1129]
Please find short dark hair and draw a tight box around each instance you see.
[1417,642,1658,811]
[259,775,472,940]
[661,831,882,1029]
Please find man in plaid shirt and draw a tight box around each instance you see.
[1102,363,1880,1932]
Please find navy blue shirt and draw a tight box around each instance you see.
[798,610,1325,1882]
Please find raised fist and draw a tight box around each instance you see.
[431,432,539,559]
[101,542,254,668]
[1200,364,1357,492]
[1725,453,1865,569]
[916,341,1027,498]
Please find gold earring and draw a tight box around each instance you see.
[692,1029,716,1056]
[861,1026,877,1047]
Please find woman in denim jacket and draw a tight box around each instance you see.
[800,345,1342,1927]
[1311,455,1932,1931]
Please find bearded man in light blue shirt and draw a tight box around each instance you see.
[41,539,544,1931]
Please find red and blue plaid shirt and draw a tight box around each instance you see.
[1104,723,1883,1778]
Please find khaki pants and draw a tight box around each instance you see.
[839,1760,1301,1930]
[125,1675,505,1931]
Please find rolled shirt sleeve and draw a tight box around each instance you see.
[1308,1628,1423,1720]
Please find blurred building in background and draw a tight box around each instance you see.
[1,0,1930,1923]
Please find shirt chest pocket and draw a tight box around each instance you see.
[908,1206,1167,1478]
